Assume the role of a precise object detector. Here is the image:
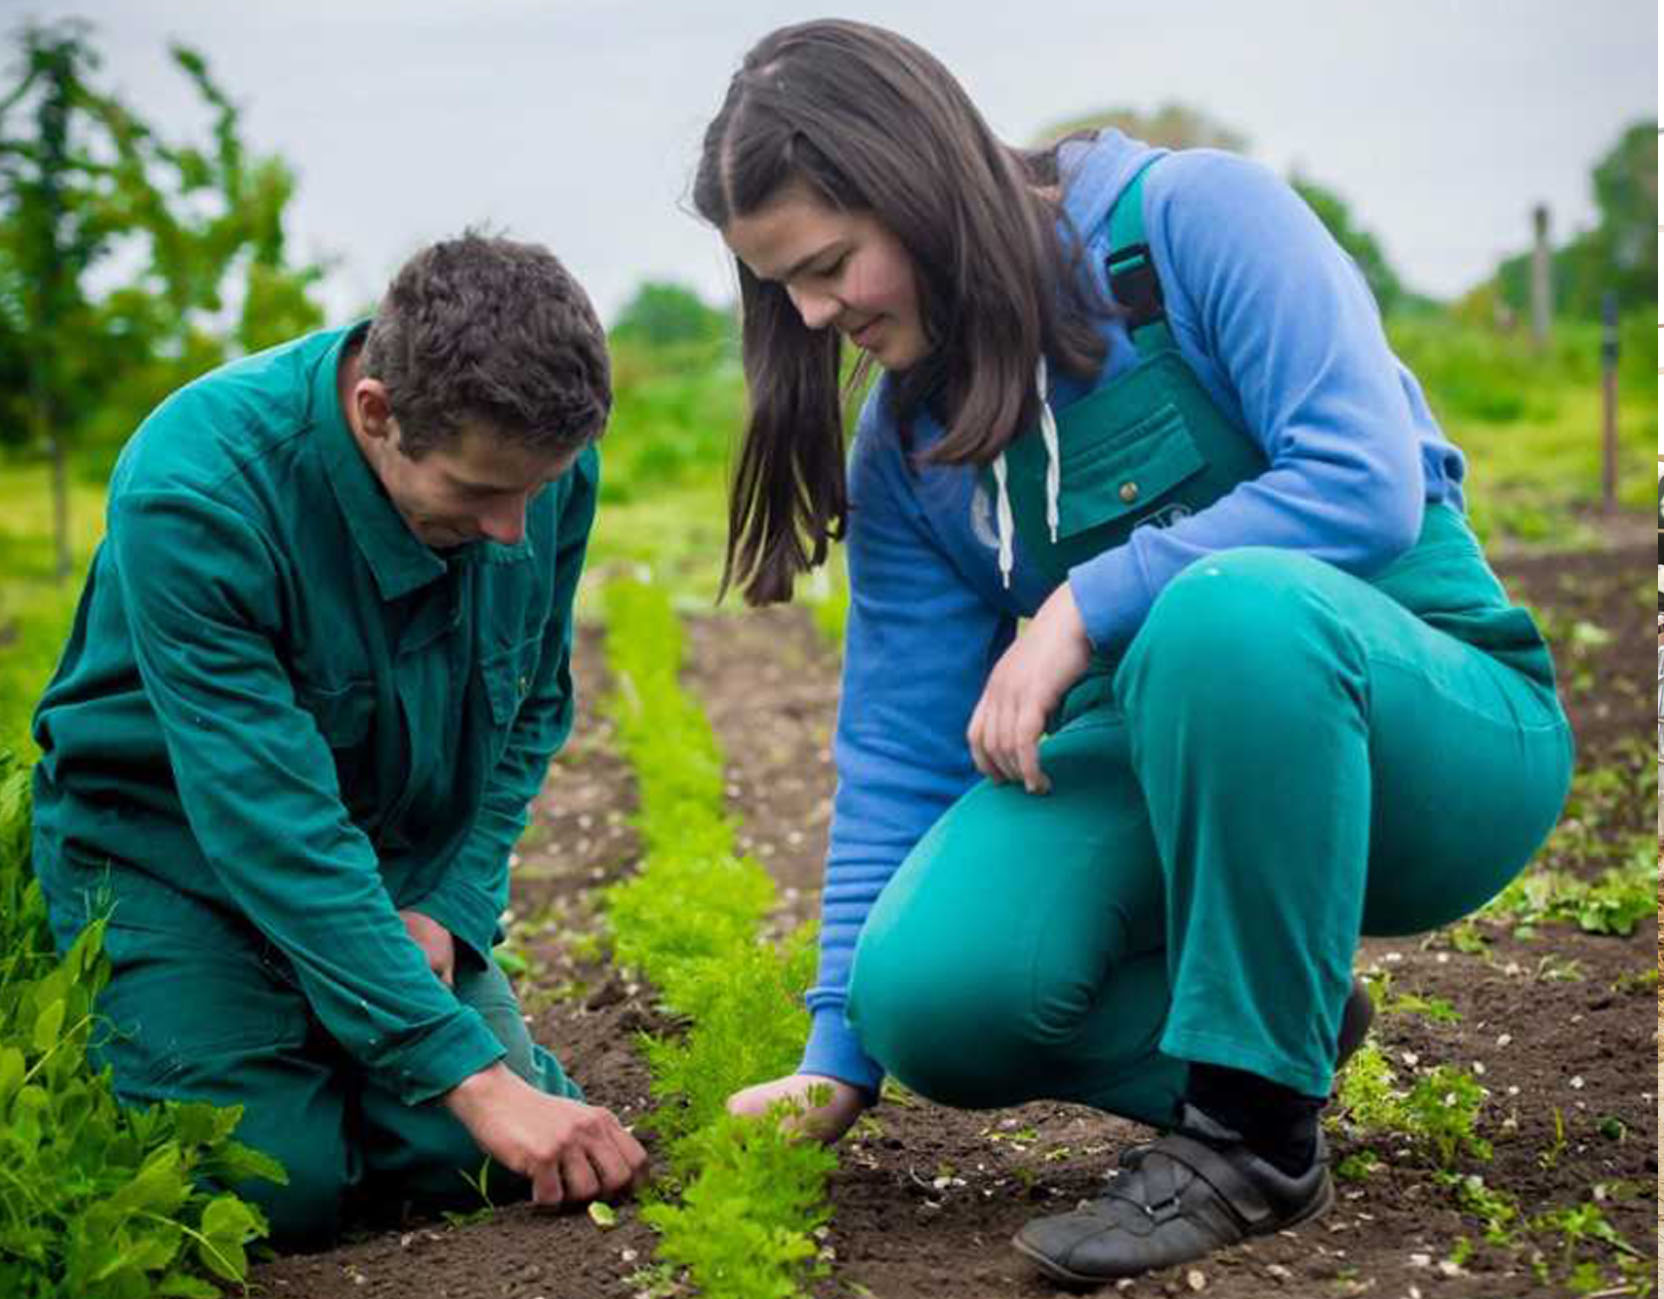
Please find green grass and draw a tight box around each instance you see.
[0,461,105,762]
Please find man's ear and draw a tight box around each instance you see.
[354,379,397,443]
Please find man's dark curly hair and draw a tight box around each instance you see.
[361,232,611,460]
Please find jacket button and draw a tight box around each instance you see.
[518,676,530,695]
[1119,481,1140,504]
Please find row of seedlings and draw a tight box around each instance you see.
[597,577,839,1297]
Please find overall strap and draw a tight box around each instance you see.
[1105,161,1178,360]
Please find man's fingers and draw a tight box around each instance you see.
[531,1162,565,1209]
[585,1128,634,1199]
[560,1147,600,1205]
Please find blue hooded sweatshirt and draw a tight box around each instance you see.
[802,130,1468,1094]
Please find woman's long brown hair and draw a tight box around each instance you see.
[694,19,1108,605]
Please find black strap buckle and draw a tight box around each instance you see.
[1106,243,1165,331]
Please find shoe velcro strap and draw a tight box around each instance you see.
[1149,1135,1274,1229]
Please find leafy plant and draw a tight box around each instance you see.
[0,757,285,1298]
[1331,1043,1490,1168]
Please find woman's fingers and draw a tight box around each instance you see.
[967,695,1001,782]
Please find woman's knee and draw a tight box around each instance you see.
[1118,549,1362,712]
[848,930,1054,1109]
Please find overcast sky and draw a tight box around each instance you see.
[12,0,1658,325]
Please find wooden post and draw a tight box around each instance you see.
[1529,204,1553,350]
[1599,291,1618,512]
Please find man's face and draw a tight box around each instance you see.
[372,422,577,550]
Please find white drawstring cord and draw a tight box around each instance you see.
[991,451,1015,590]
[1037,357,1061,544]
[989,357,1061,591]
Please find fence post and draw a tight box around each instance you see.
[1529,203,1554,350]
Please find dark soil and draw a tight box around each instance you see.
[250,546,1658,1299]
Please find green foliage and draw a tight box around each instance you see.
[1332,1043,1491,1169]
[0,21,324,573]
[1484,837,1653,938]
[599,578,835,1298]
[642,1111,836,1299]
[0,757,284,1298]
[602,344,744,505]
[610,282,735,352]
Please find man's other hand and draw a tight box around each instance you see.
[399,908,457,987]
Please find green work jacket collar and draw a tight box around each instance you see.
[312,323,536,603]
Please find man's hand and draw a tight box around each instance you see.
[726,1073,870,1145]
[400,909,456,987]
[967,582,1093,794]
[445,1063,649,1208]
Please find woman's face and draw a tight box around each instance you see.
[724,185,928,371]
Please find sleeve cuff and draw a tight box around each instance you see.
[1067,547,1149,652]
[377,1005,508,1106]
[800,1004,885,1100]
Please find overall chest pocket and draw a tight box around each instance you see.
[1000,349,1268,579]
[1053,398,1205,541]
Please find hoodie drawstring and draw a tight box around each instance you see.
[990,358,1062,590]
[1037,357,1061,544]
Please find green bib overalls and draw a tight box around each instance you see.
[843,165,1574,1124]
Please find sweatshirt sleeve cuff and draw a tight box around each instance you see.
[377,1005,509,1106]
[800,1005,885,1100]
[1067,547,1150,651]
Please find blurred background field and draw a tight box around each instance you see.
[0,21,1655,761]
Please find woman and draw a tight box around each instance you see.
[693,19,1571,1282]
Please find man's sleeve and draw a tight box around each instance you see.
[111,487,506,1106]
[409,449,600,967]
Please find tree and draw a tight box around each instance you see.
[1030,102,1249,153]
[610,281,734,350]
[0,23,326,579]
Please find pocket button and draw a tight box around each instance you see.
[1119,481,1140,504]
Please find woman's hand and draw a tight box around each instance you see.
[967,582,1093,795]
[726,1073,870,1144]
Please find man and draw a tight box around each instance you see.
[30,233,648,1249]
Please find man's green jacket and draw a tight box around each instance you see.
[31,322,599,1105]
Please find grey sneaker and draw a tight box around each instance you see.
[1013,1105,1333,1283]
